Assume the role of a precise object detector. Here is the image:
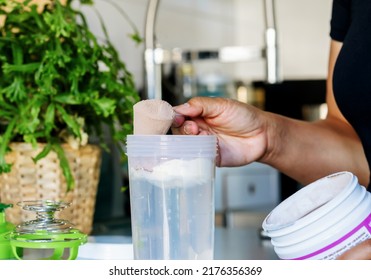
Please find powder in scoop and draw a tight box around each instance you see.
[133,99,175,135]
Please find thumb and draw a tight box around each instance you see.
[173,97,221,118]
[173,101,201,117]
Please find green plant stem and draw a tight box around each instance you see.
[0,118,16,173]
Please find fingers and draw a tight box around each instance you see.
[171,98,221,165]
[173,96,222,118]
[172,113,186,128]
[172,99,205,135]
[337,239,371,260]
[172,117,200,135]
[172,97,221,135]
[182,121,200,135]
[173,99,202,117]
[176,121,200,135]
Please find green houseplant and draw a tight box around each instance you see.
[0,0,140,190]
[0,0,141,233]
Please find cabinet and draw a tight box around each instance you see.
[215,162,280,228]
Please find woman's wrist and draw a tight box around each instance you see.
[257,111,286,167]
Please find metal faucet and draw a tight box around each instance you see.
[144,0,280,100]
[144,0,161,100]
[264,0,280,84]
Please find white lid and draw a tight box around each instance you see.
[262,172,357,233]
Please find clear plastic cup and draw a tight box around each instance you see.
[126,135,217,260]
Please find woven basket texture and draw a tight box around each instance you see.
[0,142,102,234]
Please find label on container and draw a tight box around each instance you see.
[294,212,371,260]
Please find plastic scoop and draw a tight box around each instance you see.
[133,99,175,135]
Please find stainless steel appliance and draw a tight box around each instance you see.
[143,0,281,103]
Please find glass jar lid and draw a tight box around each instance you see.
[15,200,74,234]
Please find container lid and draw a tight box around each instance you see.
[6,200,87,260]
[126,135,217,158]
[14,200,74,234]
[262,171,357,233]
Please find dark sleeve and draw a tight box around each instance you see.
[330,0,351,42]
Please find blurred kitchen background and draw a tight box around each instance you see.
[82,0,332,233]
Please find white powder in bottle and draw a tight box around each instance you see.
[265,173,348,227]
[130,158,214,188]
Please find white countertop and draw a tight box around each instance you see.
[78,227,278,260]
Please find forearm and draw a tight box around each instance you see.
[260,112,370,186]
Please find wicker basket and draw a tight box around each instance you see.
[0,142,102,234]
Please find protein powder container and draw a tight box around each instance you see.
[262,171,371,260]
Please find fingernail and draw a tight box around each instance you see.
[172,114,183,127]
[183,124,191,135]
[174,102,190,111]
[174,113,184,118]
[199,130,210,135]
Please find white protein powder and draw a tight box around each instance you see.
[130,158,214,188]
[266,174,348,226]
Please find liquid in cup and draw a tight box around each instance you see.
[126,135,217,260]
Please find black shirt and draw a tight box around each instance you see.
[330,0,371,187]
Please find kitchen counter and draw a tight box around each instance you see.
[214,227,278,260]
[80,226,278,260]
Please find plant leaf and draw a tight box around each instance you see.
[1,77,27,102]
[32,142,52,163]
[2,62,40,74]
[55,104,81,139]
[52,143,75,192]
[91,97,116,117]
[44,103,55,134]
[54,93,84,105]
[0,118,16,173]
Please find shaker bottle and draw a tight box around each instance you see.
[126,135,217,260]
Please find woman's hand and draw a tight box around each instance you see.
[172,97,271,167]
[337,239,371,260]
